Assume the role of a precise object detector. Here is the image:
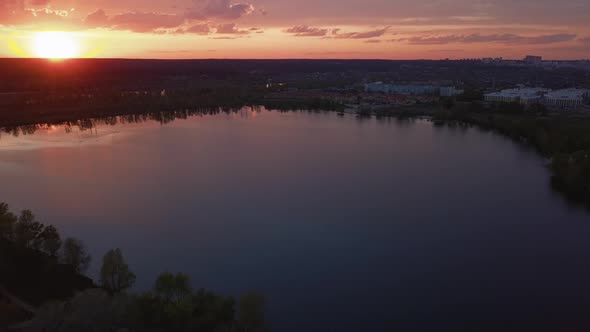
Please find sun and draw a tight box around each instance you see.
[32,31,80,59]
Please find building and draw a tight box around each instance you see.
[481,57,503,64]
[365,82,439,95]
[543,89,590,110]
[364,82,390,94]
[440,86,464,97]
[484,88,550,105]
[524,55,543,66]
[365,82,462,97]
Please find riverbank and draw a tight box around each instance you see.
[432,104,590,208]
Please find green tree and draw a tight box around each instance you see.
[441,97,455,110]
[61,237,91,274]
[238,291,266,332]
[100,248,136,293]
[154,272,192,303]
[38,225,62,257]
[0,202,17,240]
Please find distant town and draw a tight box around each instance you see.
[0,57,589,126]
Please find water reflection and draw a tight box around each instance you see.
[0,106,263,139]
[1,107,587,214]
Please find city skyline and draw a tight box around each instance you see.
[1,0,590,59]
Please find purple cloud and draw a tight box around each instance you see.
[186,23,211,34]
[216,23,248,34]
[284,25,329,37]
[187,0,254,20]
[173,23,212,35]
[332,27,389,39]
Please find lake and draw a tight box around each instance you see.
[1,108,590,331]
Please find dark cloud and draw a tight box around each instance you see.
[186,23,211,34]
[401,33,577,45]
[332,27,388,39]
[216,23,248,34]
[284,25,329,37]
[364,39,381,44]
[83,3,256,34]
[285,26,389,39]
[187,0,254,20]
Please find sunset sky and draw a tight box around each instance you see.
[1,0,589,59]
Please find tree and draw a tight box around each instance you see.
[14,210,44,249]
[100,248,136,293]
[528,102,548,115]
[38,225,62,257]
[0,202,16,240]
[154,272,192,303]
[61,237,91,274]
[238,292,266,332]
[441,97,455,110]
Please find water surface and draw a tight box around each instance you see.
[1,109,589,331]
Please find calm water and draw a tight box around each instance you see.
[1,109,590,331]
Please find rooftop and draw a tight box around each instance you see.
[485,88,550,98]
[545,88,589,100]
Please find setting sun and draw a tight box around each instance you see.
[32,31,80,59]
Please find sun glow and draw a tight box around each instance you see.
[32,31,80,59]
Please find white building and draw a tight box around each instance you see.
[440,87,464,97]
[364,82,390,93]
[543,89,590,110]
[484,88,550,105]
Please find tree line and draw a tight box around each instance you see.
[0,202,267,332]
[0,203,91,274]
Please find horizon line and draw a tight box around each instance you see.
[0,57,589,62]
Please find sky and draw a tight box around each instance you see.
[1,0,590,59]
